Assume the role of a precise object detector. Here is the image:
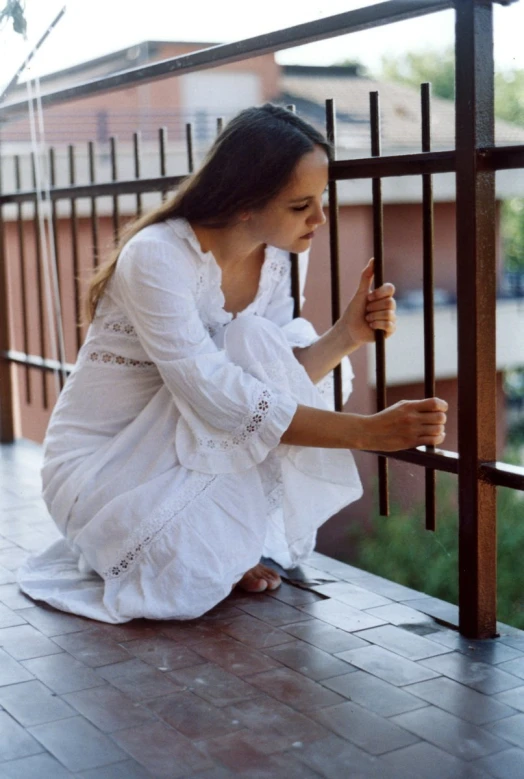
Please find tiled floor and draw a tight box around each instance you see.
[1,440,524,778]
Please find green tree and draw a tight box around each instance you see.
[376,47,524,270]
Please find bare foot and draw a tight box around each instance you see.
[236,563,282,593]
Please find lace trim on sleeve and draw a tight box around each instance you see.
[87,350,154,368]
[196,388,272,451]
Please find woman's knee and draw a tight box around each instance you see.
[224,315,291,365]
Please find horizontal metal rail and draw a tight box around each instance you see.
[3,146,524,206]
[1,350,75,374]
[0,174,186,205]
[0,1,459,117]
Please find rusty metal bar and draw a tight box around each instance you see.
[422,82,437,532]
[185,124,194,174]
[30,152,49,409]
[0,162,15,442]
[68,145,82,353]
[285,105,301,320]
[478,144,524,170]
[48,146,65,391]
[325,98,343,412]
[88,141,100,268]
[0,174,187,205]
[0,1,459,118]
[159,127,168,202]
[110,137,120,243]
[370,91,389,517]
[455,0,497,639]
[133,132,142,216]
[481,461,524,491]
[216,117,224,135]
[14,156,31,404]
[1,349,75,374]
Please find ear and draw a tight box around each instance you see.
[238,211,251,222]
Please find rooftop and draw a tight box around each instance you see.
[1,440,524,778]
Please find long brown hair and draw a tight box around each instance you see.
[86,103,331,321]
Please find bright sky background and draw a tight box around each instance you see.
[1,0,523,97]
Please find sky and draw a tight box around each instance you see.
[1,0,524,97]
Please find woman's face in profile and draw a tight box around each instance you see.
[247,145,329,253]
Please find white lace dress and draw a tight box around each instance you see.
[18,218,362,623]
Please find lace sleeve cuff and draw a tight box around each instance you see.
[175,388,297,474]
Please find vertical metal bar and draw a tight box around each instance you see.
[133,131,142,216]
[88,141,99,268]
[185,123,194,174]
[159,126,168,202]
[422,82,437,532]
[49,146,65,391]
[110,136,120,243]
[325,98,343,412]
[455,0,497,638]
[370,91,389,516]
[287,104,301,320]
[216,116,224,135]
[68,144,82,353]
[31,152,48,409]
[49,147,61,291]
[0,157,15,442]
[15,156,31,403]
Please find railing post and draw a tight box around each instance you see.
[455,0,497,638]
[0,203,16,443]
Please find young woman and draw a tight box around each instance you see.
[18,104,447,623]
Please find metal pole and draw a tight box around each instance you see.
[455,0,497,639]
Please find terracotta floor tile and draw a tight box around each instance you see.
[0,648,34,686]
[111,721,214,777]
[169,662,260,707]
[380,741,494,779]
[474,747,524,779]
[337,645,440,687]
[313,699,419,755]
[0,583,34,610]
[0,752,75,778]
[236,597,312,627]
[79,759,155,779]
[20,605,93,637]
[486,713,524,748]
[147,690,245,740]
[267,581,324,607]
[225,693,330,746]
[0,711,44,761]
[364,603,436,627]
[245,667,345,712]
[406,676,516,724]
[21,652,104,694]
[281,619,370,654]
[300,599,386,632]
[123,636,207,671]
[292,733,380,779]
[96,658,186,701]
[0,679,75,726]
[493,684,524,711]
[353,624,453,661]
[62,684,156,732]
[392,706,509,760]
[51,627,131,667]
[29,715,127,772]
[190,635,279,677]
[0,624,63,661]
[217,614,295,649]
[420,651,523,694]
[428,631,524,664]
[313,581,393,610]
[322,670,428,717]
[160,620,227,645]
[264,639,354,681]
[0,603,27,629]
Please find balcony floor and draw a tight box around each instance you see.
[1,440,524,778]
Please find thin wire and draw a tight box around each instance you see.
[26,76,67,392]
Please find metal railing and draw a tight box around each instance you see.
[1,0,523,638]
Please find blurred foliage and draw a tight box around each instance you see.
[502,198,524,271]
[377,47,524,269]
[0,0,27,37]
[349,471,524,629]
